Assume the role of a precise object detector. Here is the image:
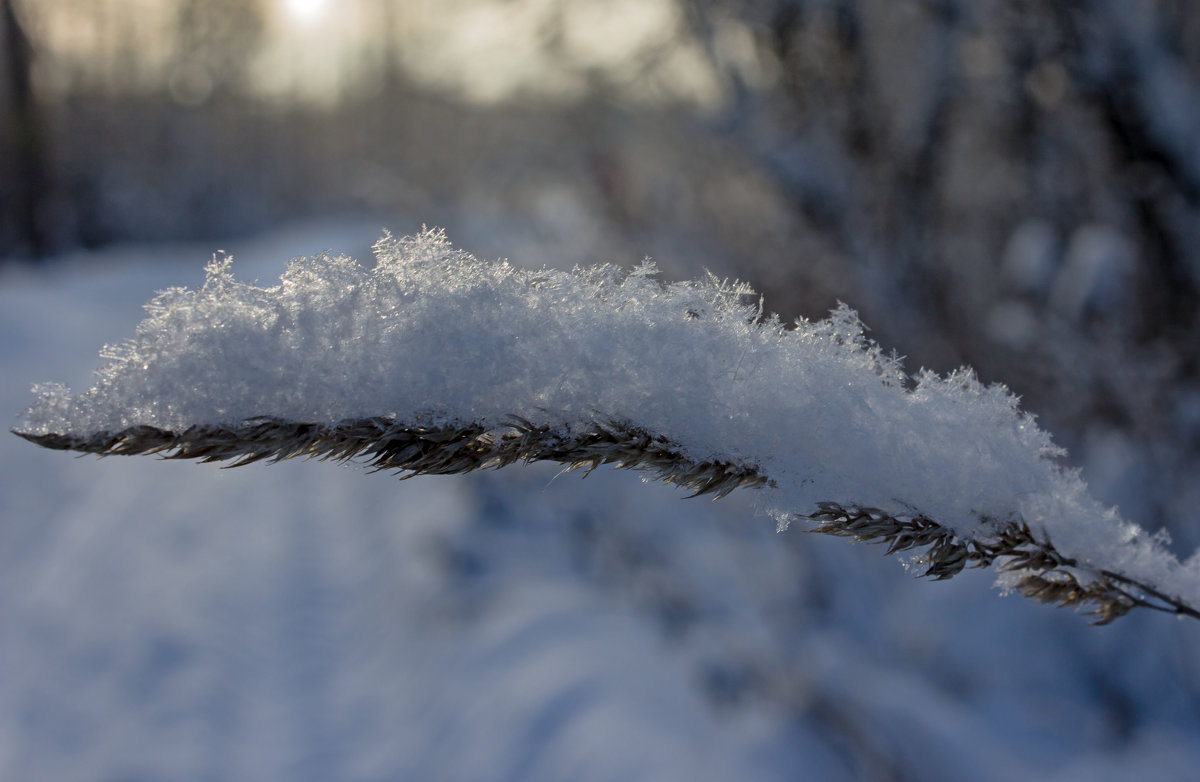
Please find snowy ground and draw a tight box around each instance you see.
[3,222,1200,781]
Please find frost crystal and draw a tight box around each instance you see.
[16,229,1200,618]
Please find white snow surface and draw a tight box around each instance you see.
[4,222,1200,782]
[16,228,1200,604]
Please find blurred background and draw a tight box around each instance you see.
[3,1,1200,780]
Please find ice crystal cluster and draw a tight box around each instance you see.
[16,229,1200,619]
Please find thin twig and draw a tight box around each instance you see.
[13,416,1198,624]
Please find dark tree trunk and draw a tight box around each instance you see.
[1,0,48,259]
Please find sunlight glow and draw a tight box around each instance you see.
[280,0,330,26]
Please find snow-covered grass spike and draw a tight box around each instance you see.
[13,228,1200,624]
[15,415,768,499]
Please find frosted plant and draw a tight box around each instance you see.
[13,229,1200,623]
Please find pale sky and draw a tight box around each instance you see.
[24,0,742,108]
